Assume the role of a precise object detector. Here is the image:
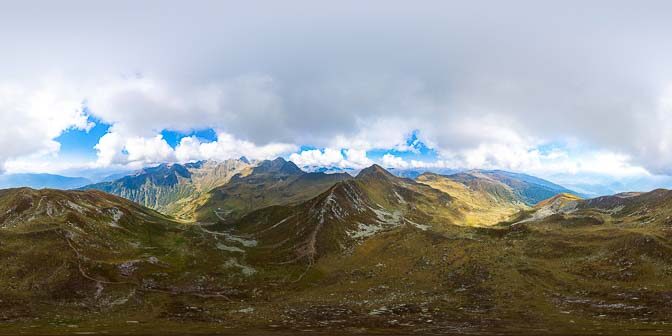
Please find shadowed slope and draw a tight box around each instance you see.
[221,165,460,265]
[80,159,251,218]
[194,158,351,223]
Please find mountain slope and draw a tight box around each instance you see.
[228,165,556,266]
[0,187,267,325]
[220,165,466,264]
[0,188,179,304]
[80,159,251,218]
[194,158,351,223]
[437,169,579,205]
[7,177,672,334]
[0,187,174,231]
[197,168,672,335]
[416,172,528,225]
[524,188,672,225]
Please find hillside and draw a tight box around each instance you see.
[471,170,580,205]
[218,165,459,264]
[386,168,578,206]
[80,159,251,219]
[521,188,672,227]
[194,158,352,223]
[5,167,672,335]
[0,187,272,332]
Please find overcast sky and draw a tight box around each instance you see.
[2,1,672,193]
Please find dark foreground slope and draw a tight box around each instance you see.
[5,177,672,335]
[0,187,271,334]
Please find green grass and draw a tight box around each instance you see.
[6,181,672,334]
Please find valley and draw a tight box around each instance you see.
[2,160,672,335]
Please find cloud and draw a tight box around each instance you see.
[3,1,672,178]
[86,75,284,139]
[94,131,297,168]
[381,154,409,169]
[289,148,372,169]
[94,132,175,168]
[175,132,297,162]
[289,149,344,168]
[0,79,92,172]
[381,141,651,181]
[344,149,373,168]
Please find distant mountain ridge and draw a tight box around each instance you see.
[194,157,352,223]
[451,169,580,205]
[386,168,582,202]
[75,158,580,223]
[0,173,92,190]
[416,171,528,226]
[80,159,252,218]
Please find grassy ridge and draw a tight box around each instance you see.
[4,167,672,334]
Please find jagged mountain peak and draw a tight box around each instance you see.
[253,157,303,175]
[79,159,252,217]
[356,164,396,180]
[114,163,192,187]
[195,159,350,223]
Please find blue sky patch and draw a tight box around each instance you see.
[160,128,218,148]
[368,131,439,162]
[55,115,111,159]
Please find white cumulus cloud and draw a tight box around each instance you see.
[0,79,92,172]
[3,1,672,181]
[381,154,410,169]
[289,148,373,169]
[175,132,297,162]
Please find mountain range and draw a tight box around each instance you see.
[79,159,252,220]
[79,158,578,224]
[3,159,672,334]
[193,158,352,223]
[0,173,92,190]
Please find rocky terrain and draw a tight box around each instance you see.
[194,158,352,223]
[81,159,252,219]
[2,164,672,335]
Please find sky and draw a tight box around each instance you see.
[2,0,672,194]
